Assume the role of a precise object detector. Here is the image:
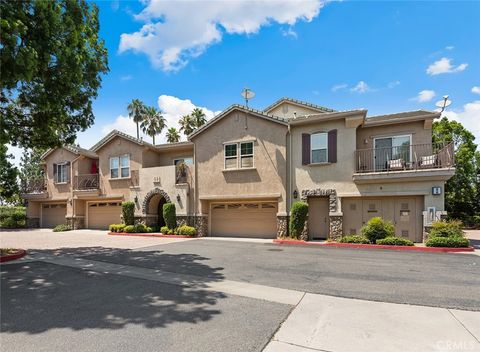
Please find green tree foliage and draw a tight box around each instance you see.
[289,201,308,239]
[178,114,195,137]
[433,117,480,223]
[127,99,146,139]
[166,127,181,143]
[163,203,177,230]
[191,108,207,128]
[19,147,46,189]
[0,145,19,205]
[121,201,135,226]
[141,106,166,145]
[0,0,109,149]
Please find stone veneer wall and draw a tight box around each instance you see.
[194,215,208,237]
[66,216,85,230]
[276,215,288,238]
[329,215,343,240]
[177,215,194,227]
[26,217,40,228]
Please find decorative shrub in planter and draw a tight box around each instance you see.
[163,203,177,230]
[109,224,126,233]
[339,235,370,244]
[361,217,395,243]
[376,236,414,246]
[289,201,308,239]
[122,201,135,226]
[428,220,464,238]
[160,226,169,234]
[123,225,135,233]
[176,225,196,236]
[53,224,72,232]
[426,236,470,248]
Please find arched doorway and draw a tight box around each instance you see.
[142,188,171,227]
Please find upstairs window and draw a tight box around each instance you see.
[311,133,328,163]
[110,155,130,179]
[240,142,253,168]
[54,163,68,183]
[224,142,254,169]
[224,144,238,169]
[302,130,337,165]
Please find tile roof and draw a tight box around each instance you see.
[90,129,156,152]
[263,97,336,114]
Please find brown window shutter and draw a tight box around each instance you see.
[53,163,57,176]
[328,129,337,163]
[66,162,71,182]
[302,133,311,165]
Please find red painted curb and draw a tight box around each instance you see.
[273,239,475,253]
[108,232,195,239]
[0,249,27,263]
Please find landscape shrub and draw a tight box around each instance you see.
[289,201,308,239]
[53,224,72,232]
[160,226,169,234]
[109,224,125,233]
[176,225,196,236]
[426,236,470,248]
[376,236,414,246]
[473,215,480,229]
[361,217,394,243]
[163,203,177,230]
[428,220,464,238]
[339,235,370,244]
[0,206,26,228]
[123,225,135,233]
[122,201,135,226]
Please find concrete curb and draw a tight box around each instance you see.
[107,232,196,239]
[0,249,27,263]
[273,239,475,253]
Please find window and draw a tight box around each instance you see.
[224,142,254,169]
[174,157,193,166]
[224,144,238,169]
[240,142,253,168]
[55,163,68,183]
[110,155,130,179]
[311,133,328,163]
[374,135,412,171]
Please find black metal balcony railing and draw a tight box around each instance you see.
[354,142,454,173]
[22,179,47,194]
[74,174,99,190]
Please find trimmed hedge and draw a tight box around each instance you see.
[361,217,395,243]
[53,224,72,232]
[0,206,26,228]
[289,201,308,239]
[376,236,414,246]
[428,220,464,238]
[109,224,126,233]
[426,236,470,248]
[163,203,177,230]
[122,201,135,226]
[176,225,196,236]
[339,235,370,244]
[160,226,169,234]
[124,225,135,233]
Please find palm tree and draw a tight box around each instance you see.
[178,114,195,136]
[191,108,207,128]
[140,106,166,145]
[127,99,146,139]
[166,127,181,143]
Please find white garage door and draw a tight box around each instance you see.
[211,202,277,238]
[42,203,67,228]
[88,202,122,229]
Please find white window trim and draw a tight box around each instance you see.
[109,154,131,179]
[373,134,412,164]
[224,141,255,170]
[55,162,68,184]
[310,132,329,164]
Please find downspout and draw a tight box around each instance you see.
[70,155,82,229]
[287,124,291,236]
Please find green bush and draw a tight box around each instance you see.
[163,203,177,230]
[428,220,464,238]
[122,201,135,226]
[376,236,414,246]
[124,225,135,233]
[289,201,308,239]
[339,235,370,244]
[160,226,169,234]
[53,224,72,232]
[176,225,196,236]
[133,223,150,233]
[0,206,26,228]
[361,217,395,243]
[109,224,126,233]
[426,236,470,248]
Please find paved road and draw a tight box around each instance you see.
[79,239,480,311]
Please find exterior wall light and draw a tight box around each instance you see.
[293,190,298,199]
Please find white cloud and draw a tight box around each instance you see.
[331,83,348,92]
[411,90,436,103]
[350,81,371,94]
[441,101,480,142]
[472,86,480,95]
[281,27,298,38]
[445,46,454,50]
[120,75,133,81]
[426,57,468,75]
[119,0,324,72]
[387,80,400,89]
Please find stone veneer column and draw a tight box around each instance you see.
[194,215,208,237]
[26,217,40,228]
[276,215,288,238]
[66,216,85,229]
[328,215,343,241]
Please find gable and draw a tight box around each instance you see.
[268,102,327,119]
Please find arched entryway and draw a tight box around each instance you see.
[142,188,171,227]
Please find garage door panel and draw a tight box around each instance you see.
[211,203,277,238]
[88,202,122,229]
[42,203,67,228]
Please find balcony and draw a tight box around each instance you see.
[21,178,48,198]
[353,142,455,183]
[74,174,100,191]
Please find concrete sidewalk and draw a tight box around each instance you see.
[264,293,480,352]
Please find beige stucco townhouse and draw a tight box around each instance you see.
[23,98,455,242]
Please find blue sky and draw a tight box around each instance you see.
[9,0,480,163]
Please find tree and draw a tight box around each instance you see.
[140,106,166,145]
[127,99,146,140]
[433,117,479,224]
[166,127,181,143]
[191,108,207,129]
[1,0,109,149]
[178,114,195,137]
[18,147,46,190]
[0,145,19,205]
